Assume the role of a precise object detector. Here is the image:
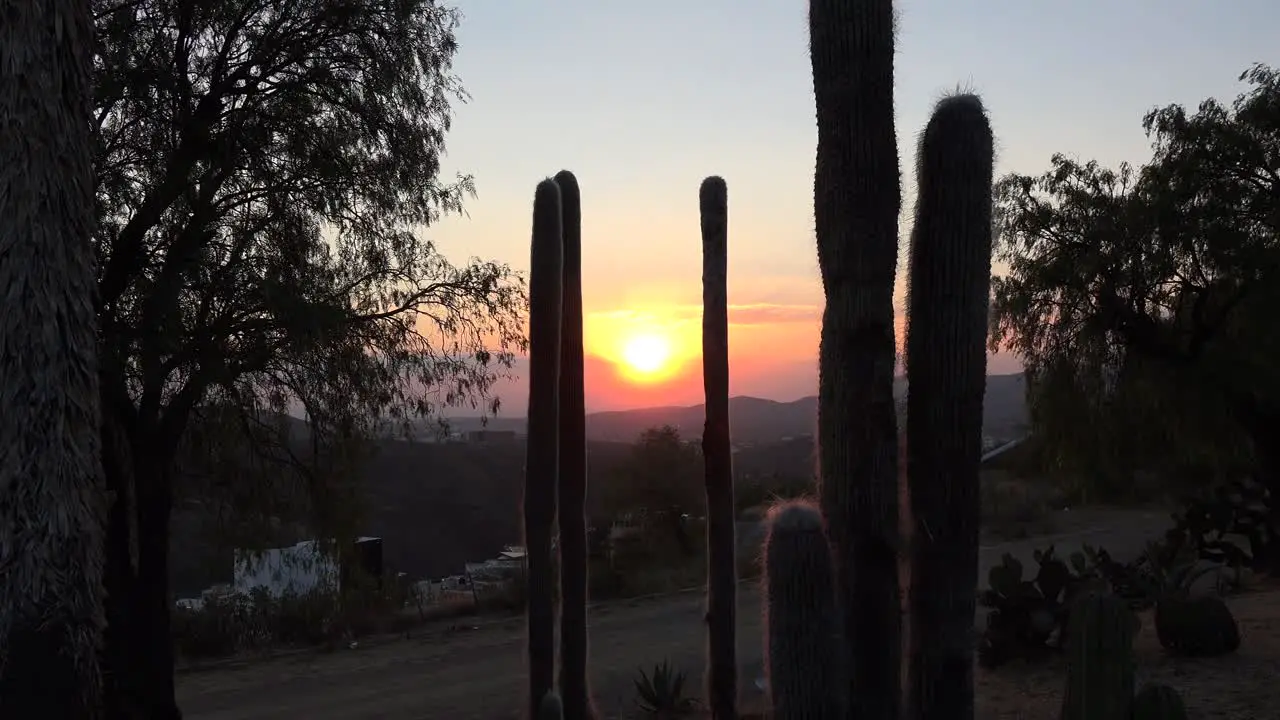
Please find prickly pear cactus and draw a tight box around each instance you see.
[1059,592,1136,720]
[762,500,847,719]
[1131,683,1189,720]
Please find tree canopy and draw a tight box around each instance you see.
[88,0,526,714]
[990,63,1280,495]
[93,0,525,452]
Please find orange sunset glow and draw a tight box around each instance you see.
[584,309,700,387]
[563,303,829,409]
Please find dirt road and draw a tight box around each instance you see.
[178,508,1170,720]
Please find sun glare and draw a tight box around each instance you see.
[621,334,673,378]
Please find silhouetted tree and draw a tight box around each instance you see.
[0,0,105,715]
[992,64,1280,536]
[603,426,705,556]
[91,0,525,715]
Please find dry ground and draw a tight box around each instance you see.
[178,507,1189,719]
[977,589,1280,720]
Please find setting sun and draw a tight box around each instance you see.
[621,334,672,376]
[583,307,698,386]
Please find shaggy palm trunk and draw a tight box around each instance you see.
[904,95,994,720]
[525,179,564,719]
[699,176,738,720]
[0,0,106,715]
[554,170,594,720]
[808,1,903,718]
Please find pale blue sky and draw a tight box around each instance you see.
[428,0,1278,409]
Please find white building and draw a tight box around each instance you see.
[232,536,381,598]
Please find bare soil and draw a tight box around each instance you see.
[177,507,1182,719]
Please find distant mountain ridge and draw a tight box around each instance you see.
[438,372,1028,444]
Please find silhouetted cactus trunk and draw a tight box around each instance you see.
[808,1,902,717]
[1060,592,1137,720]
[904,94,994,720]
[0,0,106,715]
[554,170,594,720]
[699,176,738,720]
[763,501,848,719]
[525,179,564,720]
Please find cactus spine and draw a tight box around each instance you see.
[763,501,848,720]
[524,178,564,720]
[904,94,995,720]
[699,176,738,720]
[1131,683,1189,720]
[553,170,594,720]
[1060,592,1137,720]
[808,0,903,717]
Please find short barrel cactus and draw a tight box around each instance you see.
[1155,594,1240,657]
[762,500,847,719]
[538,691,565,720]
[1131,683,1189,720]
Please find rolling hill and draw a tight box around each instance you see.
[439,372,1028,444]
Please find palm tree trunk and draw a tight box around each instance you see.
[0,0,106,715]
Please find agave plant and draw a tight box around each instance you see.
[633,659,699,717]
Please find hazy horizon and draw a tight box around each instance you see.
[444,366,1028,418]
[421,0,1276,414]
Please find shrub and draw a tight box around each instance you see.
[268,588,339,646]
[172,570,425,660]
[171,594,254,660]
[1172,475,1276,574]
[1071,535,1222,611]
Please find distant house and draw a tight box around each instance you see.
[231,536,383,598]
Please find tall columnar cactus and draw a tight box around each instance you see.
[553,170,594,720]
[524,178,564,719]
[1060,592,1137,720]
[808,0,903,717]
[763,500,848,720]
[699,175,738,720]
[904,94,995,720]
